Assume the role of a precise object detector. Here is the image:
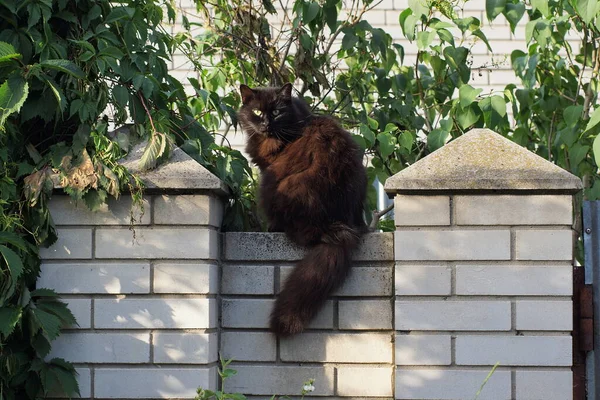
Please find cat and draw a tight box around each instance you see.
[238,83,367,336]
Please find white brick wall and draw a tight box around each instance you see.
[395,335,451,365]
[42,194,223,399]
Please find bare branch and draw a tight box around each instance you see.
[369,202,395,232]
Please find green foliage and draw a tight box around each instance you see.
[181,0,599,230]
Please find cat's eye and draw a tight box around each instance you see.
[272,109,280,116]
[252,109,262,116]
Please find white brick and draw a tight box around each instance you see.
[153,195,222,227]
[153,332,218,364]
[222,265,274,294]
[48,333,150,363]
[280,265,394,296]
[395,369,511,400]
[454,195,572,225]
[338,300,392,329]
[226,366,334,396]
[94,367,217,398]
[39,229,92,259]
[61,298,91,329]
[396,265,451,295]
[94,298,217,329]
[515,370,573,400]
[395,301,511,331]
[516,300,573,331]
[456,265,572,295]
[281,333,392,363]
[395,335,451,365]
[221,299,333,329]
[337,367,393,397]
[515,230,573,260]
[153,263,218,294]
[39,262,150,294]
[394,196,450,226]
[95,227,218,259]
[49,196,149,225]
[395,230,511,260]
[221,332,276,362]
[456,336,572,366]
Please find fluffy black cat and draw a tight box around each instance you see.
[238,83,367,336]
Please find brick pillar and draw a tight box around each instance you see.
[384,129,582,400]
[40,144,226,399]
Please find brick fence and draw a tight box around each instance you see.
[40,129,581,399]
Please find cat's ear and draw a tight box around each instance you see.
[240,84,255,104]
[278,83,293,101]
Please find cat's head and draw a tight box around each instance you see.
[238,83,305,140]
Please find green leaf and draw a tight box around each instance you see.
[399,9,418,41]
[0,244,24,291]
[593,134,600,167]
[486,0,506,21]
[427,129,450,151]
[367,116,379,130]
[31,308,62,340]
[575,0,600,24]
[341,32,358,51]
[564,105,583,127]
[409,0,428,18]
[360,124,376,146]
[459,84,483,108]
[585,107,600,132]
[303,2,320,24]
[83,189,107,212]
[31,288,59,298]
[0,76,29,129]
[40,60,85,79]
[399,130,414,151]
[139,131,169,170]
[569,143,590,170]
[377,132,395,158]
[472,29,492,52]
[0,41,21,63]
[503,3,525,32]
[41,77,66,112]
[105,6,135,24]
[456,104,481,129]
[531,0,550,17]
[416,31,435,50]
[453,17,480,34]
[0,306,22,337]
[37,300,77,327]
[113,85,129,107]
[262,0,276,13]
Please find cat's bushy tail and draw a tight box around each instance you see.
[270,223,361,336]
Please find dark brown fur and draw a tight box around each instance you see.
[238,83,367,336]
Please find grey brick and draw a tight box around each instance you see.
[454,195,572,225]
[394,195,450,226]
[515,229,573,260]
[95,227,218,259]
[39,262,150,294]
[396,369,511,400]
[224,232,393,261]
[280,333,392,363]
[226,366,334,396]
[396,264,451,295]
[94,298,217,329]
[94,367,217,398]
[49,195,149,225]
[48,332,150,363]
[221,332,276,362]
[396,300,511,331]
[153,332,218,363]
[153,263,219,294]
[456,335,572,366]
[395,230,511,260]
[395,335,451,365]
[39,228,92,259]
[338,300,392,330]
[222,264,274,294]
[153,195,223,227]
